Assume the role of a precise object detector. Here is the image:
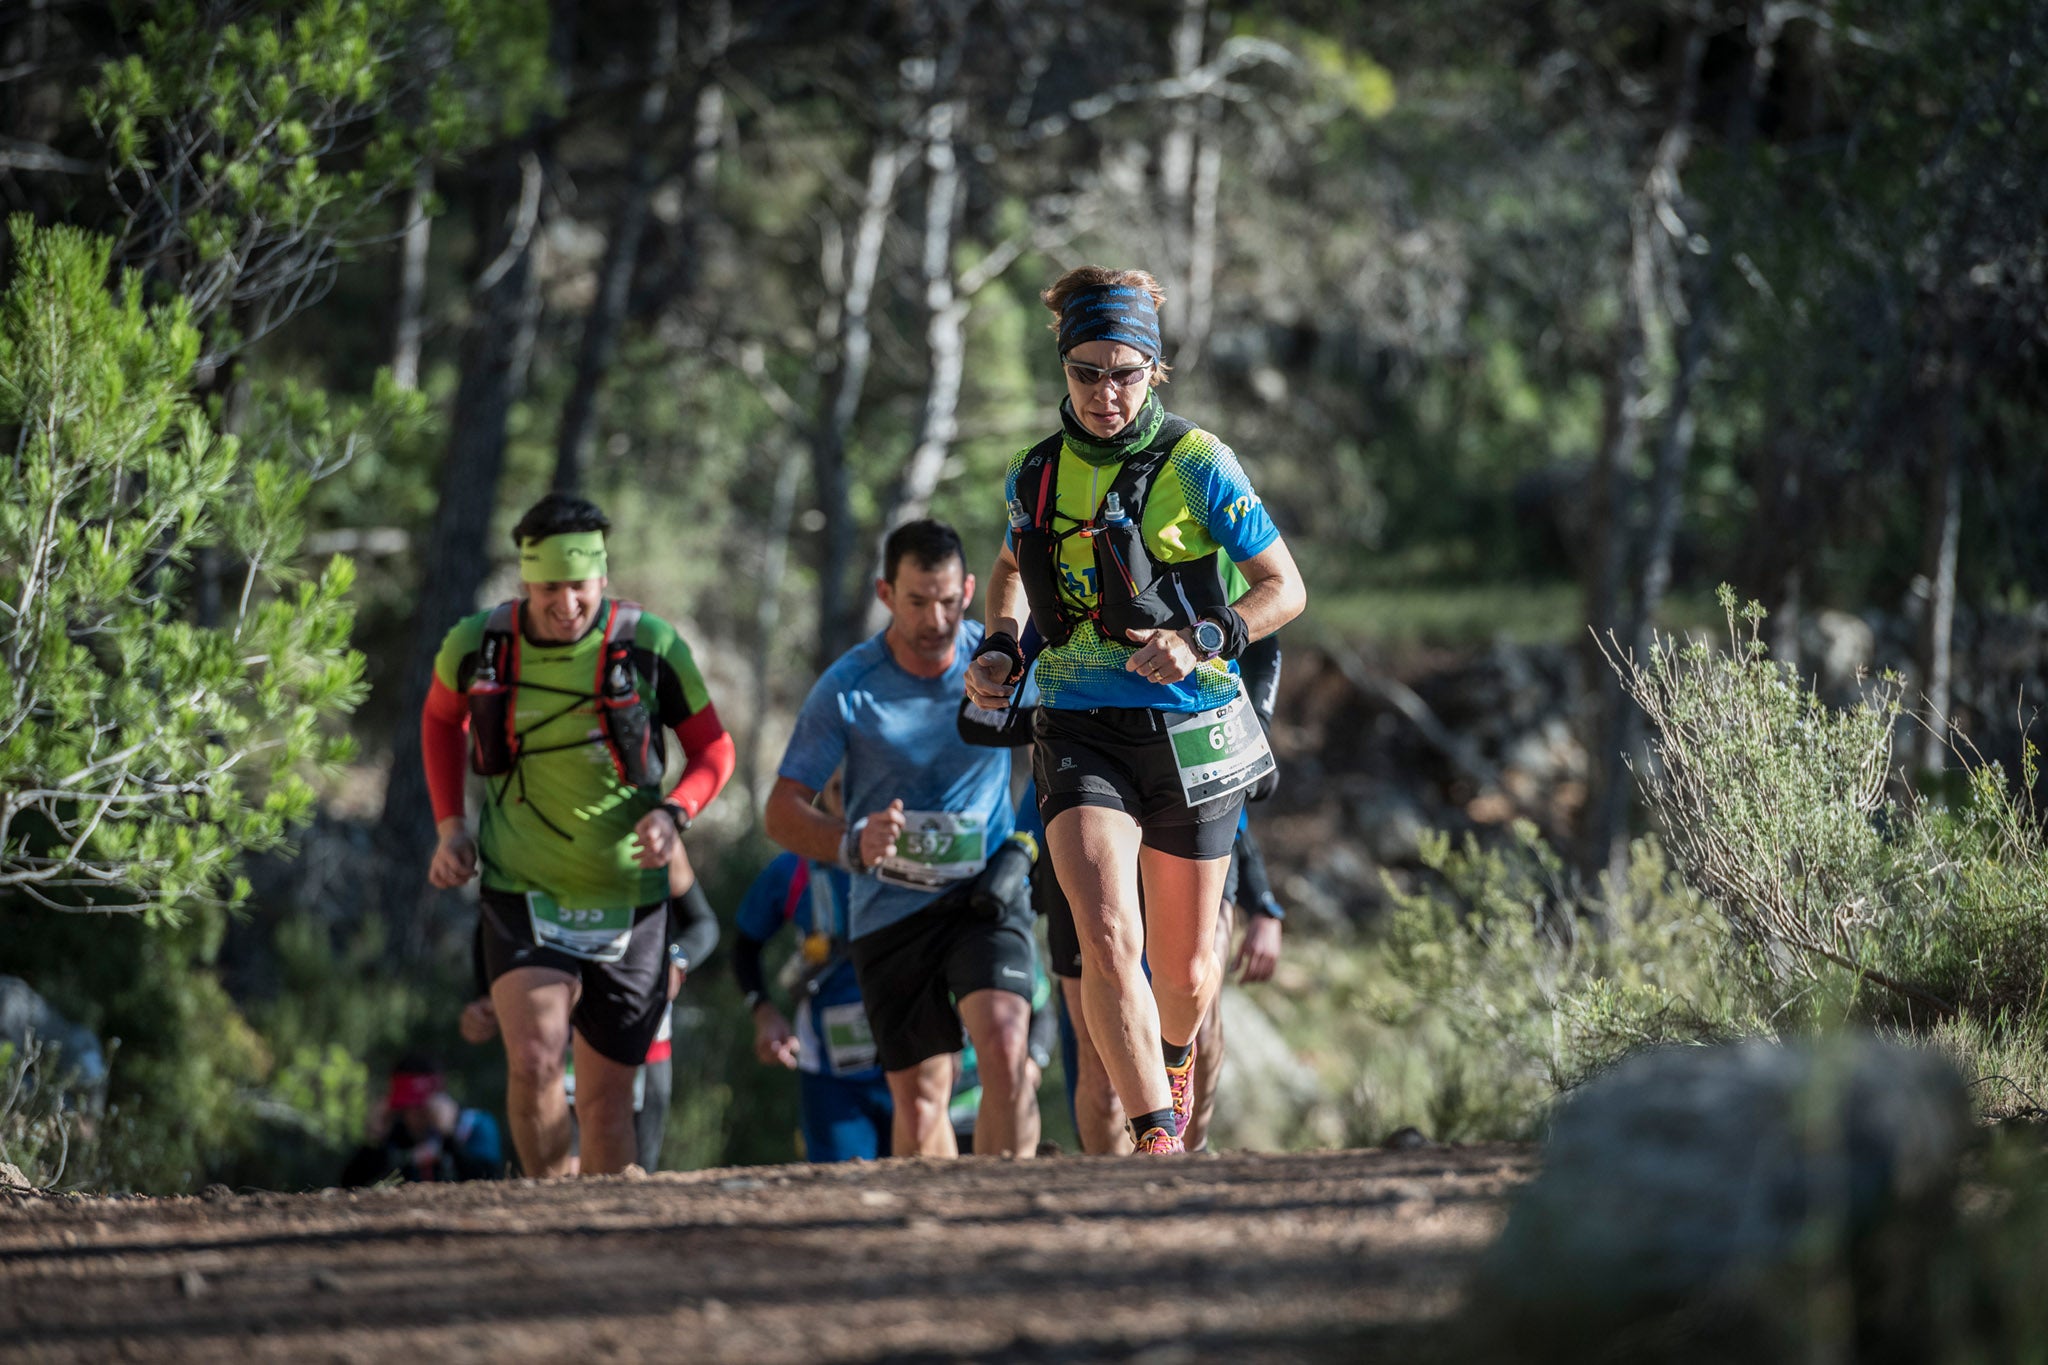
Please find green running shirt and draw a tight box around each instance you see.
[434,601,712,909]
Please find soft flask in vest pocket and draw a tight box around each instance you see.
[595,602,664,789]
[468,628,519,776]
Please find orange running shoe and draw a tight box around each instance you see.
[1166,1042,1198,1137]
[1134,1126,1185,1155]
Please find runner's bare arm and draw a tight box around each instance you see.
[967,544,1026,709]
[1229,538,1306,644]
[764,776,852,865]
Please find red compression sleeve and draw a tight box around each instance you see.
[422,676,470,824]
[667,704,736,821]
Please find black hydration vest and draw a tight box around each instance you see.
[466,599,666,792]
[1011,416,1231,650]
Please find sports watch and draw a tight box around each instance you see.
[1189,617,1227,661]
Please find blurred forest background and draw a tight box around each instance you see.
[4,0,2048,1194]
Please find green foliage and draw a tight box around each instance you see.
[82,0,553,351]
[1614,588,1908,973]
[1373,827,1777,1139]
[1360,591,2048,1144]
[0,221,373,924]
[1619,589,2048,1026]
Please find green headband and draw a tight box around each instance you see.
[519,530,608,583]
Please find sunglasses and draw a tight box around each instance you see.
[1061,357,1155,389]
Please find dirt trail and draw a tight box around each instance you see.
[1,1145,1531,1363]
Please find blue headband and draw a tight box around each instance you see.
[1057,283,1161,361]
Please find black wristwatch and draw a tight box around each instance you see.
[662,801,692,834]
[1189,618,1226,661]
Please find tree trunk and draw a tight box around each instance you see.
[742,447,806,801]
[1916,371,1963,774]
[1180,130,1223,372]
[1607,265,1710,887]
[1581,227,1649,880]
[630,0,728,325]
[1154,0,1207,360]
[1587,19,1708,886]
[391,166,433,391]
[376,147,547,929]
[553,0,678,494]
[809,136,904,672]
[876,98,966,543]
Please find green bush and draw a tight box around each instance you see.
[1371,826,1781,1140]
[1367,588,2048,1143]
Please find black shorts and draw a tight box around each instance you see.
[479,888,670,1068]
[847,882,1037,1073]
[1037,811,1249,982]
[1034,706,1244,861]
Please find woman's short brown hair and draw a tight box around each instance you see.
[1041,266,1172,384]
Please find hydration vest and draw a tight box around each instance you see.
[466,599,665,792]
[1010,417,1231,650]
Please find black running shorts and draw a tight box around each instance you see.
[478,888,670,1067]
[847,881,1037,1073]
[1034,705,1244,861]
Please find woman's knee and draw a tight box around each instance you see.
[1152,945,1219,1001]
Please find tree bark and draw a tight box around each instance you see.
[742,447,806,801]
[809,135,904,672]
[1586,20,1708,886]
[376,146,547,925]
[1916,369,1963,774]
[1580,255,1646,878]
[1155,0,1207,361]
[552,0,678,494]
[390,165,433,391]
[878,99,966,539]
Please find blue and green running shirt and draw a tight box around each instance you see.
[1005,419,1278,712]
[433,601,713,909]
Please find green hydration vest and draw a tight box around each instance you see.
[467,599,665,839]
[1010,395,1231,650]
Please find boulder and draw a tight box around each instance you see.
[1474,1036,1972,1362]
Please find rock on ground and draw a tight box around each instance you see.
[1475,1035,1972,1362]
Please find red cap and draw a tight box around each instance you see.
[386,1071,442,1111]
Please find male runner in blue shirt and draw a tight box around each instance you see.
[765,520,1040,1158]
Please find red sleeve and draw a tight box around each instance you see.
[667,704,736,822]
[422,676,470,824]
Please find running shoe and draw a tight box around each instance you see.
[1166,1042,1199,1137]
[1133,1126,1185,1155]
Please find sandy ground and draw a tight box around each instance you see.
[0,1144,1532,1364]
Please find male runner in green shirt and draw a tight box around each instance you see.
[420,493,734,1176]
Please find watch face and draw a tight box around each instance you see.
[1194,620,1225,655]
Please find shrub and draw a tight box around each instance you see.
[1373,825,1781,1139]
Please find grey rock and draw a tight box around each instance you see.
[0,1161,31,1191]
[1348,790,1430,867]
[1476,1036,1972,1361]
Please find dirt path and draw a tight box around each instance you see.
[1,1145,1531,1363]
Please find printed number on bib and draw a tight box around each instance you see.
[820,1002,879,1075]
[526,891,635,963]
[875,810,987,891]
[1165,681,1275,807]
